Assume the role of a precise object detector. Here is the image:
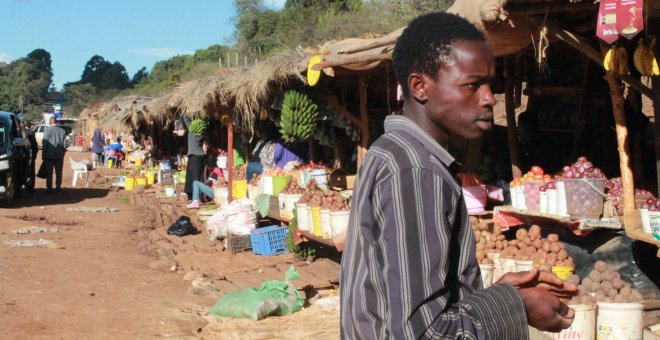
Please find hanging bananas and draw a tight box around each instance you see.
[604,45,630,76]
[633,37,660,76]
[279,90,319,143]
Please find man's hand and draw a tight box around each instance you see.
[519,287,575,332]
[497,268,577,302]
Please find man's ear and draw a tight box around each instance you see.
[408,73,428,103]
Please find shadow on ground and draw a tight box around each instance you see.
[8,187,111,208]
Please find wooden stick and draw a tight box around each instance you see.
[312,52,393,71]
[600,44,636,228]
[321,95,364,129]
[505,62,522,179]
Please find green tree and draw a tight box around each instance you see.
[130,67,148,87]
[79,55,129,90]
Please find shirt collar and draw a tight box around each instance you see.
[384,114,461,173]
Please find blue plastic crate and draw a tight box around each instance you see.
[250,225,289,256]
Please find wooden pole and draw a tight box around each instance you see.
[227,113,234,203]
[572,58,592,159]
[600,44,635,226]
[358,74,369,168]
[652,76,660,196]
[504,62,522,179]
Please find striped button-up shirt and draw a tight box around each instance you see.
[340,115,528,339]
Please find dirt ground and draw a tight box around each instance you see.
[0,152,339,339]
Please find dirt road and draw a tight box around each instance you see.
[0,152,339,339]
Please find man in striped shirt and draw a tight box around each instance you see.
[340,12,576,339]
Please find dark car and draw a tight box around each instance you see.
[0,111,31,206]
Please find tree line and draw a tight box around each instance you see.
[0,0,451,119]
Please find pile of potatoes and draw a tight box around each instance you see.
[297,180,324,207]
[297,180,349,211]
[473,218,502,265]
[566,261,643,304]
[282,178,304,195]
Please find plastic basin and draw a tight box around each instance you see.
[563,178,606,219]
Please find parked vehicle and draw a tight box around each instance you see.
[32,121,73,148]
[0,111,31,206]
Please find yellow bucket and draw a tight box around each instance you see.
[232,179,248,199]
[134,158,143,167]
[552,265,574,280]
[311,207,322,237]
[146,172,156,185]
[136,177,148,187]
[125,177,136,190]
[107,159,113,168]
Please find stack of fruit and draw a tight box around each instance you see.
[279,90,319,143]
[282,178,304,195]
[567,261,643,304]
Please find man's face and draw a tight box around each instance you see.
[418,40,496,141]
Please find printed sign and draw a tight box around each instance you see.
[617,0,644,39]
[597,0,619,44]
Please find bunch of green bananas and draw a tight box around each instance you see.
[279,90,319,143]
[189,119,208,136]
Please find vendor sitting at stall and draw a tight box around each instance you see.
[186,156,225,209]
[107,137,125,166]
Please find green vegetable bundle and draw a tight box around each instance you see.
[189,119,208,136]
[279,90,318,143]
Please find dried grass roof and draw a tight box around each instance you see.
[95,95,153,131]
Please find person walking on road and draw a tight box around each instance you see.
[90,128,106,169]
[340,12,577,339]
[42,117,67,193]
[25,121,38,192]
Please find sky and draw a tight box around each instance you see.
[1,0,286,90]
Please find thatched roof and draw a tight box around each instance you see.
[169,48,308,131]
[95,95,153,131]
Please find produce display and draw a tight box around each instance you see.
[603,44,630,76]
[633,36,660,76]
[232,165,246,181]
[263,168,288,176]
[250,174,260,186]
[566,261,644,305]
[472,217,502,265]
[560,157,606,179]
[189,119,208,136]
[296,180,349,211]
[282,178,304,195]
[606,177,657,215]
[279,90,319,143]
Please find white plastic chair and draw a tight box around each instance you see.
[69,157,89,187]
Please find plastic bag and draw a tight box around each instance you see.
[206,199,257,240]
[167,215,195,236]
[210,266,303,320]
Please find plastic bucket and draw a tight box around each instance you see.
[107,159,114,168]
[165,187,175,197]
[125,177,136,191]
[596,302,644,340]
[502,258,517,274]
[547,189,557,215]
[310,206,322,237]
[563,178,606,219]
[462,186,487,214]
[134,158,143,167]
[539,191,548,214]
[232,180,248,199]
[556,181,568,217]
[311,169,328,189]
[510,186,518,208]
[487,252,502,282]
[523,181,544,212]
[213,187,228,206]
[298,170,309,188]
[278,194,286,213]
[263,175,274,195]
[136,177,147,187]
[296,203,309,231]
[146,172,156,185]
[247,184,258,201]
[515,260,534,272]
[217,156,228,169]
[272,176,291,195]
[640,209,651,233]
[320,209,332,239]
[650,211,660,241]
[516,186,527,210]
[540,304,596,340]
[479,263,494,288]
[552,265,574,280]
[330,210,350,237]
[284,194,302,218]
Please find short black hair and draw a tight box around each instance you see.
[393,12,485,97]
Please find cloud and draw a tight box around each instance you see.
[0,53,13,63]
[127,48,193,58]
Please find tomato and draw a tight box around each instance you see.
[531,165,544,176]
